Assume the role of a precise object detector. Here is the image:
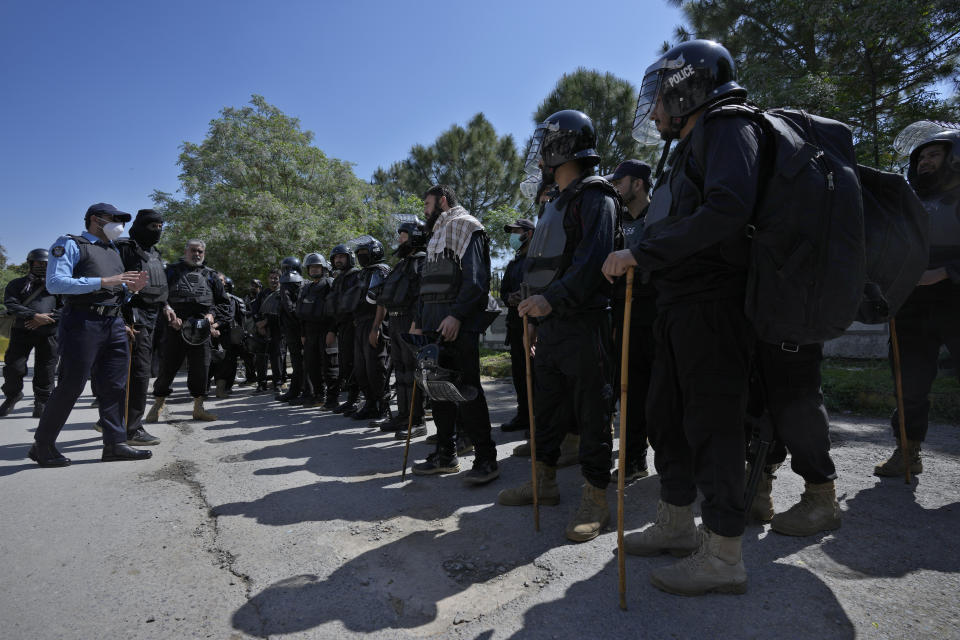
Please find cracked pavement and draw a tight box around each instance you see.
[1,373,958,639]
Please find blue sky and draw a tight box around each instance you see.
[0,0,684,263]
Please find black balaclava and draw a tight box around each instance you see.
[130,208,164,248]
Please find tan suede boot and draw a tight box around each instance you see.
[556,434,580,468]
[192,397,218,421]
[215,379,228,399]
[624,499,699,557]
[746,463,776,523]
[145,397,166,423]
[874,440,922,477]
[771,481,841,536]
[565,481,609,542]
[497,461,560,506]
[650,525,747,596]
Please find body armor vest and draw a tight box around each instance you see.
[523,199,569,293]
[259,290,279,316]
[379,253,425,311]
[117,239,168,305]
[355,263,391,318]
[419,253,462,304]
[66,234,124,306]
[923,188,960,267]
[296,279,332,322]
[167,263,214,307]
[332,268,363,317]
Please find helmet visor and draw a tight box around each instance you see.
[520,173,541,200]
[894,120,960,157]
[632,70,664,146]
[524,124,547,176]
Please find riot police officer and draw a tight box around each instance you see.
[1,248,61,418]
[497,110,619,543]
[213,274,251,397]
[351,236,392,420]
[603,40,760,595]
[113,209,169,445]
[376,217,428,436]
[296,253,340,409]
[328,244,363,414]
[498,218,535,434]
[409,185,499,485]
[276,257,308,403]
[146,239,228,422]
[875,129,960,476]
[30,203,151,466]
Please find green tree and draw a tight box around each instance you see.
[667,0,960,167]
[372,113,523,240]
[151,95,391,285]
[534,68,660,174]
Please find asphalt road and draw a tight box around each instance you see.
[1,374,958,639]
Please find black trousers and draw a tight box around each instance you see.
[213,340,243,388]
[283,327,306,396]
[126,309,159,434]
[612,303,655,466]
[433,332,496,462]
[533,312,615,489]
[750,341,837,484]
[888,285,960,442]
[35,309,127,446]
[337,320,359,399]
[505,315,530,425]
[647,298,754,538]
[2,327,57,404]
[353,316,389,407]
[303,325,339,399]
[388,311,423,421]
[153,331,212,398]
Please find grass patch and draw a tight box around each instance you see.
[822,357,960,422]
[479,349,512,378]
[0,335,7,359]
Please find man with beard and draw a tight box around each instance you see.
[409,185,498,484]
[30,203,150,466]
[602,40,760,595]
[375,217,428,437]
[497,110,619,543]
[328,244,363,414]
[110,209,170,445]
[296,253,339,409]
[875,129,960,477]
[607,160,657,484]
[146,239,228,422]
[1,249,62,418]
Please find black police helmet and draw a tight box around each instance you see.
[908,129,960,188]
[27,248,49,263]
[280,256,301,274]
[223,276,234,294]
[303,252,331,273]
[526,110,601,173]
[355,236,385,266]
[633,39,745,143]
[329,243,356,268]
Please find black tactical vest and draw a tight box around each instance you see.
[296,278,331,323]
[332,268,364,317]
[924,189,960,266]
[355,263,391,318]
[66,234,124,306]
[379,253,425,311]
[167,263,214,307]
[419,252,462,304]
[117,239,168,305]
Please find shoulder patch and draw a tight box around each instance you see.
[52,245,65,258]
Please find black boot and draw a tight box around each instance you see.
[32,402,46,418]
[102,442,153,462]
[28,442,71,467]
[0,392,24,417]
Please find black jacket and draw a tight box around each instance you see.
[416,231,491,333]
[3,275,62,336]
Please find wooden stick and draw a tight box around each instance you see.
[522,308,539,532]
[889,318,912,484]
[401,383,418,481]
[617,267,635,611]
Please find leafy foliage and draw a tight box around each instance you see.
[667,0,960,168]
[151,95,392,285]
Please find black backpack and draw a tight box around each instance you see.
[690,104,865,346]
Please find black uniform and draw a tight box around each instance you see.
[523,176,618,489]
[416,216,496,465]
[2,275,61,410]
[213,292,250,392]
[500,247,530,429]
[116,237,168,435]
[254,287,284,388]
[330,266,363,407]
[278,276,306,399]
[891,182,960,442]
[152,259,228,399]
[611,205,658,473]
[629,110,762,537]
[352,262,391,414]
[380,249,426,425]
[296,275,339,404]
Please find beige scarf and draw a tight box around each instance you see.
[426,205,484,261]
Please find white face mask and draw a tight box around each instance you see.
[98,217,124,241]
